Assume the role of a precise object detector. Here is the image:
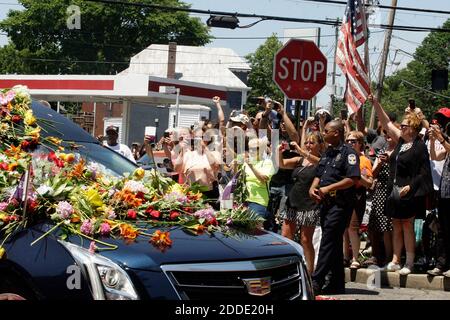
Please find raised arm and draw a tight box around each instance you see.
[355,107,368,135]
[279,106,300,143]
[278,144,301,169]
[368,94,401,143]
[212,96,226,136]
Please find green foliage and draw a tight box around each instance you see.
[245,34,284,116]
[0,0,211,75]
[380,19,450,120]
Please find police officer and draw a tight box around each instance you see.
[309,120,360,295]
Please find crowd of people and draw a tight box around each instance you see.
[102,94,450,295]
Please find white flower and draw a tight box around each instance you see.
[36,185,54,196]
[123,180,148,194]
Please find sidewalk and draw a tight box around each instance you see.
[345,267,450,291]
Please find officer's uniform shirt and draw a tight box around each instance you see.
[316,143,360,192]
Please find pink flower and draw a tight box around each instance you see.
[99,222,111,236]
[0,202,8,211]
[80,219,93,236]
[56,201,74,219]
[107,210,116,219]
[89,241,97,254]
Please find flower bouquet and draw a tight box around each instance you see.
[0,86,263,258]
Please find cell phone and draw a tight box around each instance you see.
[340,109,348,120]
[408,99,415,109]
[164,132,170,138]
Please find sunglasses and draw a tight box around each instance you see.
[346,139,358,144]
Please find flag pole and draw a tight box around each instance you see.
[369,0,398,129]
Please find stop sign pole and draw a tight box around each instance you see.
[273,39,327,101]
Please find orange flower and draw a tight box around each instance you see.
[150,230,172,250]
[119,223,139,240]
[8,162,18,171]
[194,224,206,234]
[114,190,143,208]
[69,159,85,179]
[4,145,22,159]
[70,215,81,223]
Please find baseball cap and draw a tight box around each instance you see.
[106,125,119,133]
[435,108,450,118]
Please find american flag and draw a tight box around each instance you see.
[336,0,370,114]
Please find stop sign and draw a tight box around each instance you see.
[273,39,327,100]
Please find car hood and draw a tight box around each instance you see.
[58,225,299,271]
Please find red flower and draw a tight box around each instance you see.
[47,152,58,162]
[11,115,21,123]
[136,192,145,199]
[145,206,154,215]
[20,140,31,150]
[169,211,180,220]
[150,210,161,219]
[183,207,193,213]
[207,217,218,226]
[0,162,8,170]
[127,209,137,220]
[27,200,38,213]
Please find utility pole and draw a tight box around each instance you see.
[369,0,397,129]
[330,17,340,112]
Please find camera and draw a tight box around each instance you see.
[340,109,348,120]
[163,131,170,138]
[408,98,415,109]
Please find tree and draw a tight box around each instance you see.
[0,0,211,75]
[379,19,450,120]
[244,34,284,116]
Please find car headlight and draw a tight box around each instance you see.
[60,241,139,300]
[267,231,314,300]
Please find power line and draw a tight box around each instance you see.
[15,57,250,65]
[290,0,450,18]
[401,80,450,100]
[86,0,450,33]
[300,0,450,15]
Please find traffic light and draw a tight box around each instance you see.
[431,69,448,91]
[206,15,239,29]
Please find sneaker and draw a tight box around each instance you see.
[427,267,443,276]
[398,265,413,276]
[350,259,361,269]
[443,270,450,278]
[385,262,401,272]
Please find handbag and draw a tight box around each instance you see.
[387,151,402,204]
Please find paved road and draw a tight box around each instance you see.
[322,282,450,300]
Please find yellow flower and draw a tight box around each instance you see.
[24,110,36,126]
[85,188,103,208]
[0,247,5,260]
[168,184,185,194]
[47,136,62,145]
[133,168,145,180]
[27,127,41,138]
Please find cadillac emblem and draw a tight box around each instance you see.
[241,277,271,296]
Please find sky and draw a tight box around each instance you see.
[0,0,449,108]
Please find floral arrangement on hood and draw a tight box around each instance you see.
[0,86,264,259]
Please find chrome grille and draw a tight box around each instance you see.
[161,256,304,300]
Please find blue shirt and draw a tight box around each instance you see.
[316,143,360,188]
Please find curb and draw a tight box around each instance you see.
[345,268,450,291]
